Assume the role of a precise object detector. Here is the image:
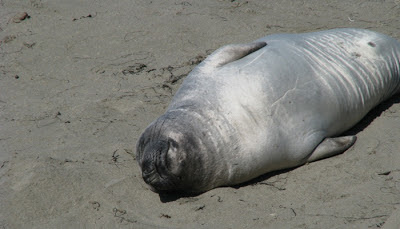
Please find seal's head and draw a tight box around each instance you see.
[136,110,218,193]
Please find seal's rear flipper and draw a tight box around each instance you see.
[307,136,357,163]
[200,41,267,73]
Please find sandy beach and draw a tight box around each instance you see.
[1,0,400,228]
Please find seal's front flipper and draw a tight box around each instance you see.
[307,136,357,163]
[200,41,267,73]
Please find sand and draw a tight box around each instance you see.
[1,0,400,228]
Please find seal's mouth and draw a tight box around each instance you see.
[142,168,177,192]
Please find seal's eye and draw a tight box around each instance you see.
[165,138,182,175]
[168,138,179,150]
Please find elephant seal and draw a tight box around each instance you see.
[136,28,400,193]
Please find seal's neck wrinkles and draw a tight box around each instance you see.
[166,107,239,191]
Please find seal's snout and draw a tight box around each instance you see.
[140,140,178,192]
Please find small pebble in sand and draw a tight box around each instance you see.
[12,12,30,23]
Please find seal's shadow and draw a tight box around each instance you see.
[159,191,200,202]
[158,94,400,202]
[344,93,400,135]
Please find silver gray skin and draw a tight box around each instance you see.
[136,28,400,193]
